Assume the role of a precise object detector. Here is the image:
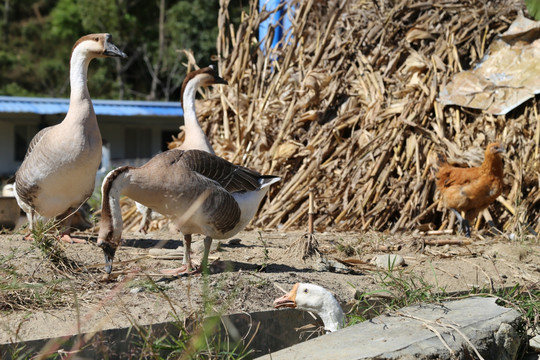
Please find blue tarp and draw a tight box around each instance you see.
[259,0,294,52]
[0,96,183,117]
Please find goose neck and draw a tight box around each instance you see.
[182,77,203,132]
[314,296,345,332]
[99,171,130,246]
[69,47,93,104]
[319,309,344,332]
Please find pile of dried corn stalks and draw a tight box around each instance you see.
[128,0,540,236]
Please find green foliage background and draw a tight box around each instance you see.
[525,0,540,20]
[0,0,244,100]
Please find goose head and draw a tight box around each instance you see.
[72,33,127,59]
[274,283,345,332]
[180,65,228,104]
[97,225,120,275]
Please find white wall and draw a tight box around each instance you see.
[0,113,182,178]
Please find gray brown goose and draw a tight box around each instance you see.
[97,149,280,275]
[136,65,227,233]
[14,33,127,242]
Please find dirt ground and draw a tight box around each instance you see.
[0,227,539,345]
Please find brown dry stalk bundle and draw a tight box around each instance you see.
[142,0,540,236]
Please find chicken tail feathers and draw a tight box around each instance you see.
[436,152,448,167]
[429,151,447,180]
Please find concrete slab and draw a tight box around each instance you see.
[256,297,525,360]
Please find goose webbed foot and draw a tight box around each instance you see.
[160,263,199,276]
[59,233,87,244]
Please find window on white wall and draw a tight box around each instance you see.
[14,125,35,161]
[161,130,177,152]
[125,127,152,159]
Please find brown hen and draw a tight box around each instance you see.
[436,142,505,237]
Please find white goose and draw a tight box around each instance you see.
[274,283,345,332]
[97,149,280,275]
[136,65,228,234]
[14,33,127,242]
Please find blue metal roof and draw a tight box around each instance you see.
[0,96,183,117]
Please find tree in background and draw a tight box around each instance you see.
[0,0,245,100]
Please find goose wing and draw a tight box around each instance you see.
[14,126,55,207]
[22,126,54,161]
[173,149,263,192]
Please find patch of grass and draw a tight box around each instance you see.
[0,247,70,313]
[26,218,84,274]
[0,228,88,318]
[128,274,254,359]
[30,219,67,265]
[177,315,254,360]
[491,283,540,336]
[0,277,68,312]
[346,262,448,326]
[335,240,355,257]
[378,266,447,309]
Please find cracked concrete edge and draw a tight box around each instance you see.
[256,297,526,360]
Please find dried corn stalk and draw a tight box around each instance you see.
[155,0,538,236]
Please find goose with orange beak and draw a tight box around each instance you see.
[273,283,345,332]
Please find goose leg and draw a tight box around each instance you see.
[137,206,152,234]
[160,234,196,276]
[22,210,35,240]
[200,236,213,274]
[183,234,192,269]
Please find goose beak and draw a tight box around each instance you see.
[103,41,127,58]
[208,65,228,85]
[273,283,299,308]
[215,76,228,85]
[98,241,117,274]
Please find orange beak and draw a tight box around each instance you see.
[273,283,299,309]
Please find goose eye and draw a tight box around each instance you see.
[94,37,99,42]
[304,289,308,293]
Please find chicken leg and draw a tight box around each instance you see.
[451,209,471,237]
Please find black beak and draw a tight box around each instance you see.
[208,65,227,85]
[215,76,228,85]
[103,41,127,58]
[99,242,117,274]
